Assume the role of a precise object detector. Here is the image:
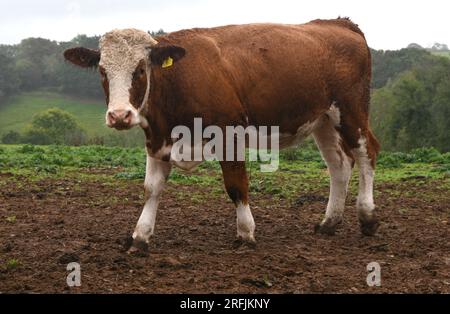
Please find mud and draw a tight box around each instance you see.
[0,174,449,293]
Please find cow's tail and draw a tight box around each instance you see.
[332,17,372,114]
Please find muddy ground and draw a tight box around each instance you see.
[0,171,449,293]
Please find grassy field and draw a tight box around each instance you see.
[0,91,110,137]
[0,144,449,201]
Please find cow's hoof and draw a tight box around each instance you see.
[122,235,134,251]
[233,236,256,249]
[127,239,149,257]
[314,220,341,236]
[360,217,380,236]
[236,230,256,244]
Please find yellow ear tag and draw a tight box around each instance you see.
[162,56,174,68]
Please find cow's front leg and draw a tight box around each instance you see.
[220,161,256,243]
[129,155,172,253]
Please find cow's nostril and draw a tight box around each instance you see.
[108,111,117,123]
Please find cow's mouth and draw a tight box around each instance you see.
[109,123,133,131]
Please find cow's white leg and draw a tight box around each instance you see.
[220,161,255,243]
[352,136,379,236]
[131,154,171,251]
[312,115,353,235]
[236,202,256,242]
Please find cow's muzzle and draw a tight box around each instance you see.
[107,109,133,130]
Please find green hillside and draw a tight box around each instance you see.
[431,51,450,59]
[0,92,111,137]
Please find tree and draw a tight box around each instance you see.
[23,108,87,145]
[371,57,450,152]
[58,35,103,98]
[0,35,104,99]
[15,38,60,90]
[69,34,100,49]
[407,43,424,50]
[371,48,434,89]
[149,29,166,38]
[431,43,449,51]
[0,49,20,102]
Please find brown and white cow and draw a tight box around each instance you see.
[64,18,381,253]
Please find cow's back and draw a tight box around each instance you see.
[152,19,370,133]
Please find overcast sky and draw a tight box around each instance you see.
[0,0,448,50]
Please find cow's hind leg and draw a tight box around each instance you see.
[312,113,354,235]
[332,61,381,235]
[334,95,381,236]
[220,161,256,243]
[352,129,380,236]
[129,155,172,253]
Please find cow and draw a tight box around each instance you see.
[64,18,381,253]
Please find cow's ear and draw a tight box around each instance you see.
[150,44,186,67]
[64,47,100,68]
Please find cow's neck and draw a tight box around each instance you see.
[141,66,182,160]
[141,101,172,158]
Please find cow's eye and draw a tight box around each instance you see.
[133,67,146,80]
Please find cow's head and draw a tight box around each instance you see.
[64,29,185,130]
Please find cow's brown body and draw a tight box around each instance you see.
[64,18,380,253]
[147,20,376,158]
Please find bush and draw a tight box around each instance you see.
[410,147,442,163]
[22,128,52,145]
[64,129,87,146]
[377,153,403,168]
[1,130,22,144]
[377,147,449,167]
[22,108,87,146]
[280,140,323,163]
[101,129,145,147]
[17,144,45,154]
[87,136,105,146]
[441,152,450,164]
[282,148,300,161]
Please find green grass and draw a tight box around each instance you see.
[0,144,448,204]
[0,91,111,137]
[5,259,20,270]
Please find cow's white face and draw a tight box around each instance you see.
[98,29,155,130]
[64,28,186,130]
